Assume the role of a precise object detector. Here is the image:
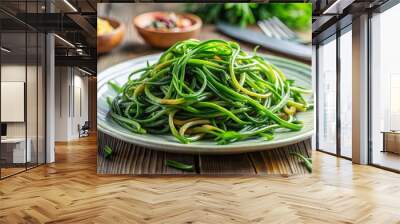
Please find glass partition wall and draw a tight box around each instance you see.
[0,30,27,177]
[316,0,400,172]
[370,3,400,172]
[0,2,46,179]
[316,26,353,159]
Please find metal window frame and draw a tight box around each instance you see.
[0,14,2,179]
[367,11,373,166]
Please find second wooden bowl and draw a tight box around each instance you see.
[133,12,202,49]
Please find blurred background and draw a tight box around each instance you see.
[97,3,312,72]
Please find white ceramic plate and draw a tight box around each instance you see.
[98,54,314,154]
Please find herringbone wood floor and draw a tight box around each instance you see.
[1,135,400,224]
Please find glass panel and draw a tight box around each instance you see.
[1,31,27,177]
[27,31,38,169]
[371,4,400,171]
[0,0,46,178]
[317,37,337,154]
[26,0,39,169]
[340,29,352,158]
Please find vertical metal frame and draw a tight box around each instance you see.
[367,11,373,165]
[315,45,320,151]
[0,18,2,179]
[72,68,75,118]
[25,0,28,172]
[336,28,341,157]
[44,0,48,164]
[36,0,39,168]
[69,68,71,117]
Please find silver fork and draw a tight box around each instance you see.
[257,17,307,44]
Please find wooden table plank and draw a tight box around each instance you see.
[262,148,291,175]
[199,153,256,175]
[248,151,269,175]
[98,132,311,175]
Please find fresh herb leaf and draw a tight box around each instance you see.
[104,145,113,159]
[166,160,194,172]
[185,3,311,30]
[108,81,122,93]
[290,152,312,173]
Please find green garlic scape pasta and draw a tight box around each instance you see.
[107,39,312,144]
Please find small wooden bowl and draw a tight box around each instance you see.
[133,12,202,49]
[97,17,125,54]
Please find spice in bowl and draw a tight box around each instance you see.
[97,17,125,53]
[97,17,114,36]
[146,13,193,32]
[133,11,202,48]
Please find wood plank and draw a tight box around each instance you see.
[199,153,256,175]
[261,147,291,175]
[248,151,269,175]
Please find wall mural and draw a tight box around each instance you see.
[97,3,313,175]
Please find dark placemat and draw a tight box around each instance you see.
[97,131,312,176]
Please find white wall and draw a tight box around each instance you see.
[74,73,89,136]
[54,67,89,141]
[55,66,70,141]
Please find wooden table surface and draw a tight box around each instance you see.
[97,132,312,176]
[97,5,312,176]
